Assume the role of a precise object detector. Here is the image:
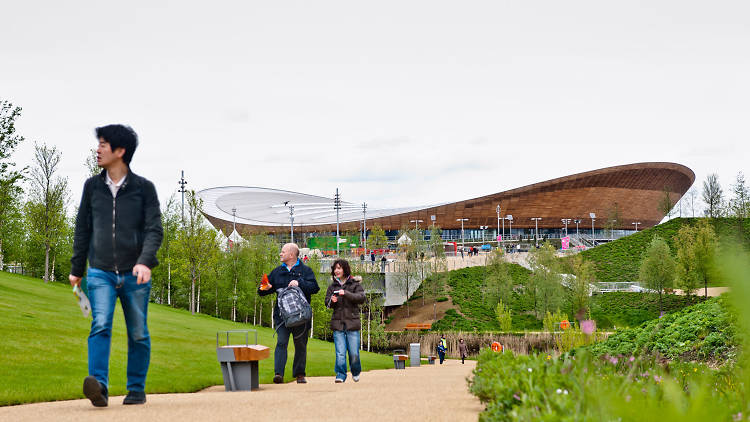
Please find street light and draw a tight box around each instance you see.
[632,221,641,232]
[410,219,424,230]
[530,217,542,247]
[590,213,596,245]
[574,219,581,239]
[496,205,502,246]
[506,215,513,240]
[287,204,295,243]
[362,203,367,253]
[561,218,571,237]
[457,218,469,250]
[480,225,488,244]
[334,188,341,256]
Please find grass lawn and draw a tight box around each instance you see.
[0,271,394,406]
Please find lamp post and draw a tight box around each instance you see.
[457,218,469,250]
[574,219,581,239]
[410,219,424,230]
[334,188,341,256]
[480,225,488,244]
[506,215,513,240]
[287,205,294,243]
[231,207,237,249]
[530,217,542,247]
[590,213,596,245]
[561,218,571,237]
[362,203,367,253]
[496,205,501,246]
[178,170,187,224]
[632,221,641,232]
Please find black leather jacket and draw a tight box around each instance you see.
[70,170,163,277]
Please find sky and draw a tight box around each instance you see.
[1,0,748,217]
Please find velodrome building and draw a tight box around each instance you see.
[197,162,694,240]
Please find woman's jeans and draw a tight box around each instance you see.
[333,330,361,381]
[86,268,151,392]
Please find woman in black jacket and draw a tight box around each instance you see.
[325,259,365,383]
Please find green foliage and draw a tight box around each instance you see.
[674,220,718,296]
[469,349,745,422]
[367,224,388,250]
[0,100,27,270]
[528,242,564,318]
[495,301,512,332]
[589,292,704,328]
[569,255,594,316]
[574,218,750,285]
[588,297,737,361]
[542,309,568,332]
[639,236,675,312]
[482,249,513,306]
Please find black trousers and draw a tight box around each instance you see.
[274,319,309,377]
[438,351,445,364]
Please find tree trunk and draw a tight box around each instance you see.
[191,269,196,314]
[367,303,371,352]
[44,241,50,283]
[0,238,4,270]
[253,295,257,325]
[215,281,219,317]
[259,301,263,327]
[232,276,237,322]
[197,275,201,314]
[704,281,708,298]
[51,254,56,282]
[167,261,172,306]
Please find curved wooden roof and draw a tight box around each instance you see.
[202,162,694,234]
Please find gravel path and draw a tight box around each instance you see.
[0,359,482,422]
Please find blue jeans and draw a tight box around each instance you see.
[86,268,151,392]
[333,330,361,381]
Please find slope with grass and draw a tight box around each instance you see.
[0,272,393,406]
[573,217,750,284]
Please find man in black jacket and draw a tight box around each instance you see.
[69,124,163,407]
[258,243,319,384]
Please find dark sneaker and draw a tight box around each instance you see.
[83,376,108,407]
[123,391,146,405]
[273,374,283,384]
[296,376,307,384]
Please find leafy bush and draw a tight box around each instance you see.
[588,296,738,361]
[469,349,745,421]
[589,292,704,328]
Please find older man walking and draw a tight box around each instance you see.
[258,243,320,383]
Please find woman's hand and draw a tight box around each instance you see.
[331,295,338,303]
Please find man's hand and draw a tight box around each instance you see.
[133,264,152,285]
[337,289,345,296]
[331,295,338,303]
[69,275,81,287]
[288,280,299,287]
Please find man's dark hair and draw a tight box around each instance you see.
[95,124,138,165]
[331,259,351,280]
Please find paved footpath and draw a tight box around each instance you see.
[1,359,482,422]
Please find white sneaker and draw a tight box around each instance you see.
[352,375,360,382]
[335,378,344,383]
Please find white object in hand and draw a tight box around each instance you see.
[73,285,91,317]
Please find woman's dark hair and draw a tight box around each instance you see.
[330,259,351,280]
[95,124,138,165]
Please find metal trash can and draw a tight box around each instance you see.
[393,348,406,369]
[410,343,421,367]
[216,330,269,391]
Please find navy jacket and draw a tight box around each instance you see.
[258,259,320,322]
[70,170,163,277]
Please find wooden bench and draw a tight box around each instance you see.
[421,355,437,365]
[404,323,432,331]
[216,330,270,391]
[393,354,408,369]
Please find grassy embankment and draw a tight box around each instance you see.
[571,217,750,284]
[0,271,393,406]
[422,265,702,332]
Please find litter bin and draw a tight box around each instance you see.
[410,343,421,367]
[393,348,407,369]
[216,330,269,391]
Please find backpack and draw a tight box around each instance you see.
[276,285,312,328]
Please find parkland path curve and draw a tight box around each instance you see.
[0,359,482,422]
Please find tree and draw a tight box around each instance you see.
[495,301,512,332]
[570,255,595,317]
[0,100,27,270]
[674,224,701,296]
[702,173,723,218]
[658,188,675,220]
[527,242,564,318]
[152,196,181,305]
[482,249,513,306]
[730,172,750,220]
[27,142,69,282]
[686,186,699,217]
[639,236,675,314]
[605,202,623,237]
[394,227,420,317]
[84,148,99,178]
[174,190,220,314]
[692,220,718,297]
[368,224,388,250]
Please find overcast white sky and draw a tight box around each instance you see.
[2,0,748,216]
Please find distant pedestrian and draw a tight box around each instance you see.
[460,248,464,259]
[437,335,447,364]
[370,251,375,263]
[380,255,387,272]
[458,339,468,364]
[303,254,309,263]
